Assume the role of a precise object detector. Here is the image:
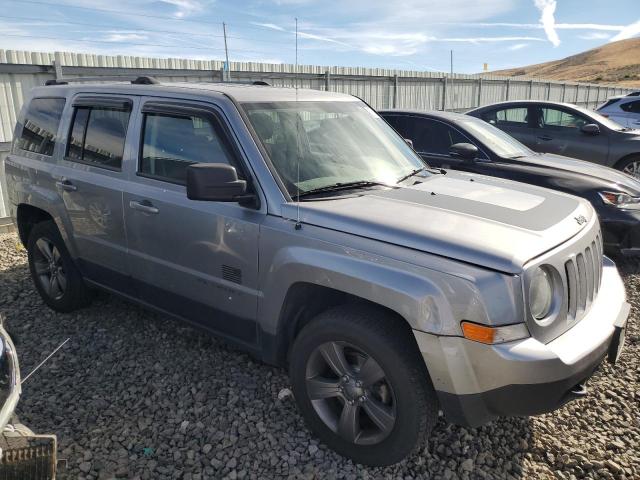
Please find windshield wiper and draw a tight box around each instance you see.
[397,166,445,183]
[296,180,389,198]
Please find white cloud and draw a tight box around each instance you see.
[610,19,640,42]
[578,32,611,40]
[534,0,560,47]
[102,33,148,42]
[508,43,529,51]
[251,22,286,32]
[158,0,207,18]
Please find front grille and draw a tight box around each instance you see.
[564,231,603,322]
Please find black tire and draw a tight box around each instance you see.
[615,155,640,179]
[289,304,438,466]
[27,220,92,312]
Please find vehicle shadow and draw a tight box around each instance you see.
[0,256,532,479]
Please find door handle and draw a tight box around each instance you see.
[56,179,77,192]
[129,200,159,214]
[537,135,553,141]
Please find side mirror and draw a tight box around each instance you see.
[186,163,248,202]
[404,138,414,149]
[449,143,478,160]
[581,123,600,135]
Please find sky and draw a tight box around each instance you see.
[0,0,639,73]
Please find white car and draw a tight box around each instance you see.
[597,92,640,129]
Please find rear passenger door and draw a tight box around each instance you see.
[480,106,536,147]
[123,99,263,346]
[55,95,134,288]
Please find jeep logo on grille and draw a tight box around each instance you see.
[575,215,588,226]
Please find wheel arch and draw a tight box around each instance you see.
[16,204,55,246]
[613,152,640,171]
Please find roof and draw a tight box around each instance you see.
[467,100,580,112]
[38,80,356,103]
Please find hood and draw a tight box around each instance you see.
[282,171,594,273]
[520,153,640,194]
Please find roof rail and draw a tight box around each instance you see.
[45,76,159,86]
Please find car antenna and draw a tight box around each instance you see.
[294,17,302,231]
[22,337,70,384]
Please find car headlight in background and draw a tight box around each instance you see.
[0,326,21,433]
[599,191,640,209]
[529,266,554,320]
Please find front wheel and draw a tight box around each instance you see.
[616,155,640,180]
[289,305,438,466]
[27,220,92,312]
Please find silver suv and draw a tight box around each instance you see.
[4,78,630,466]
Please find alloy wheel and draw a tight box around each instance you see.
[32,237,67,300]
[623,160,640,179]
[305,341,396,445]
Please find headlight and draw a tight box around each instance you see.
[529,266,553,320]
[599,191,640,210]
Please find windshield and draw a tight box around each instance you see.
[242,101,425,196]
[459,117,533,158]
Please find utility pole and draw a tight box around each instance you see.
[450,50,453,75]
[223,22,230,81]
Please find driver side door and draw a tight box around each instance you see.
[532,106,610,164]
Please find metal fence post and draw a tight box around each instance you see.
[53,51,64,80]
[562,83,566,102]
[477,78,483,107]
[220,67,226,82]
[393,74,399,108]
[575,84,580,103]
[529,80,534,99]
[505,78,511,101]
[441,76,447,111]
[325,70,331,92]
[546,82,552,100]
[586,85,591,108]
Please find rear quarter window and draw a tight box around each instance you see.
[621,101,640,114]
[16,97,66,156]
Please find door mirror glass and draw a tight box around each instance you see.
[186,163,247,201]
[580,123,600,135]
[449,143,478,160]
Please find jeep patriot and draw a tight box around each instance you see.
[4,79,630,465]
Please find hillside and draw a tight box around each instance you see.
[490,37,640,88]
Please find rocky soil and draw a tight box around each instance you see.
[0,232,637,479]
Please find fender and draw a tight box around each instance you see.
[259,245,491,338]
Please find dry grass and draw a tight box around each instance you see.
[491,38,640,88]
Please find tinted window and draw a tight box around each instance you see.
[140,113,236,184]
[17,98,66,155]
[483,107,528,127]
[406,117,468,155]
[621,101,640,113]
[67,106,130,169]
[539,108,588,130]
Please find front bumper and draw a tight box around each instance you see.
[600,208,640,256]
[413,258,630,428]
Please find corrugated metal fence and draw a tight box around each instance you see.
[0,49,635,219]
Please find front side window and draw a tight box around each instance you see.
[405,117,468,155]
[67,105,130,169]
[539,108,588,130]
[139,112,236,184]
[243,101,424,196]
[17,97,66,156]
[460,117,533,159]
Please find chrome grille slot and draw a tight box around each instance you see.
[565,260,578,320]
[563,231,603,323]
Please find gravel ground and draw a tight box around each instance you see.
[0,231,638,479]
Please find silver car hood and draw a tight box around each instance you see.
[282,171,593,273]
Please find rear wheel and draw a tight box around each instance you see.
[616,155,640,179]
[289,305,438,466]
[27,221,92,312]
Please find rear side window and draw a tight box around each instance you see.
[139,112,236,184]
[485,107,529,126]
[621,101,640,113]
[17,97,66,156]
[67,105,130,170]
